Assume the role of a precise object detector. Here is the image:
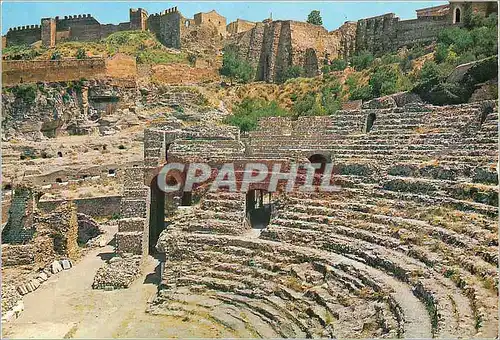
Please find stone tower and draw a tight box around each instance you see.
[130,8,148,31]
[41,17,56,48]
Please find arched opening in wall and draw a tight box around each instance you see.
[480,103,494,126]
[303,48,319,78]
[3,184,12,191]
[365,112,376,133]
[185,20,190,28]
[245,189,272,229]
[108,169,116,176]
[454,8,461,23]
[308,153,328,178]
[57,151,63,157]
[56,178,62,183]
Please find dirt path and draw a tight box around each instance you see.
[2,244,234,338]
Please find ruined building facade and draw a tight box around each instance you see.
[228,1,497,82]
[4,7,228,49]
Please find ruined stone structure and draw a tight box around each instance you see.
[4,6,228,50]
[115,99,499,337]
[2,53,136,86]
[228,1,496,82]
[227,19,257,35]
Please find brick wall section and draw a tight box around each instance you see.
[355,14,453,56]
[227,19,256,35]
[37,195,122,219]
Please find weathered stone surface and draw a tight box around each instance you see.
[92,255,142,289]
[51,260,63,273]
[61,259,72,270]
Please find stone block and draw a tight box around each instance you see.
[61,259,72,270]
[30,279,40,289]
[38,272,48,281]
[115,231,143,255]
[51,260,63,273]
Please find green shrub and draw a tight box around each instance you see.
[76,48,86,59]
[50,51,62,60]
[351,51,374,71]
[277,65,304,83]
[346,74,373,101]
[220,46,255,84]
[306,10,323,26]
[224,98,288,132]
[330,59,347,71]
[369,64,410,98]
[11,84,37,104]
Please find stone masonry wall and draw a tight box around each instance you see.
[37,195,121,219]
[2,59,106,85]
[116,168,150,256]
[1,187,35,244]
[5,26,41,47]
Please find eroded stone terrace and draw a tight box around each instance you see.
[146,101,498,338]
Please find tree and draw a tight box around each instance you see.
[220,47,255,84]
[307,10,323,26]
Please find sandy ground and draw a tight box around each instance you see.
[1,238,234,338]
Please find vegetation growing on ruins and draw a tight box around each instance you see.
[306,10,323,26]
[223,98,287,132]
[220,47,255,84]
[2,31,189,65]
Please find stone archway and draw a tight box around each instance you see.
[304,48,319,77]
[454,7,461,23]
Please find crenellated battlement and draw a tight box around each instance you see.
[8,25,41,32]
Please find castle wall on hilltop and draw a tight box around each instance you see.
[3,6,228,50]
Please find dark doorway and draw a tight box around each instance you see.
[246,189,272,229]
[149,175,165,254]
[308,154,328,176]
[181,191,192,206]
[455,8,461,23]
[365,112,376,133]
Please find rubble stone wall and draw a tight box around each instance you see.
[37,195,121,219]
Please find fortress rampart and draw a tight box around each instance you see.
[2,53,136,85]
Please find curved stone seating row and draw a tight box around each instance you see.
[260,190,498,337]
[154,232,434,338]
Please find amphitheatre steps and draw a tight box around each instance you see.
[260,189,497,337]
[156,233,411,337]
[156,232,438,338]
